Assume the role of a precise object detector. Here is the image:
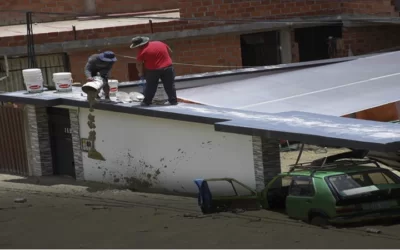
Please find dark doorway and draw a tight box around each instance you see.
[128,63,140,81]
[295,25,342,62]
[240,31,281,67]
[48,107,76,178]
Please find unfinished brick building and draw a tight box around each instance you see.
[1,0,400,91]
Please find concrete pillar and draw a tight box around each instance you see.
[252,136,281,192]
[69,109,85,180]
[84,0,97,14]
[280,29,292,64]
[26,105,53,176]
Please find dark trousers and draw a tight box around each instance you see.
[91,72,110,98]
[142,66,177,105]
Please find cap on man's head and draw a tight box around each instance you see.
[98,51,117,62]
[130,36,150,49]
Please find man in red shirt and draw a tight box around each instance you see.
[130,36,178,106]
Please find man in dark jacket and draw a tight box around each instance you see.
[84,51,117,101]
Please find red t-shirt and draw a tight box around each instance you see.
[136,41,172,70]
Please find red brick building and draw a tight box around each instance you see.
[1,0,400,92]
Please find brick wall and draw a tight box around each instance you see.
[68,34,242,83]
[95,0,178,14]
[0,0,178,26]
[178,0,397,19]
[341,0,397,15]
[341,25,400,56]
[0,0,84,26]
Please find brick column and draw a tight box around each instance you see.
[69,109,84,180]
[252,136,281,192]
[26,105,53,176]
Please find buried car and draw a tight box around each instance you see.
[194,156,400,226]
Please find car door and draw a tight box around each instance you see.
[262,175,293,210]
[286,176,316,220]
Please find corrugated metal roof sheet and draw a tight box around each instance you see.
[177,51,400,116]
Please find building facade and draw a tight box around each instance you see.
[1,0,400,88]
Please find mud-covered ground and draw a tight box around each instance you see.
[1,147,400,248]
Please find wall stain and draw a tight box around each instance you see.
[86,106,106,161]
[105,151,166,190]
[124,177,152,191]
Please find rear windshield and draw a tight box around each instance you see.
[327,169,400,197]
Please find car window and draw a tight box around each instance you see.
[232,181,254,196]
[207,181,236,197]
[289,176,315,197]
[328,170,399,196]
[368,172,395,184]
[269,176,293,189]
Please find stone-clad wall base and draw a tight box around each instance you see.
[261,137,281,185]
[69,109,84,180]
[252,136,281,192]
[26,105,53,176]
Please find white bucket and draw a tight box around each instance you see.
[82,78,104,94]
[53,72,72,92]
[22,68,44,93]
[108,79,118,96]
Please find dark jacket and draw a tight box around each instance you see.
[84,54,114,79]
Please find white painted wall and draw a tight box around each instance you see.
[78,108,255,194]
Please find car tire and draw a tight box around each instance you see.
[309,214,329,227]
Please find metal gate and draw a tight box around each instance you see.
[0,53,69,92]
[0,103,29,175]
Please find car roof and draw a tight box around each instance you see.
[281,164,386,178]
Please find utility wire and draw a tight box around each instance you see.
[113,53,244,68]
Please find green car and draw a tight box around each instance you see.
[195,158,400,226]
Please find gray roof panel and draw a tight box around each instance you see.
[177,51,400,116]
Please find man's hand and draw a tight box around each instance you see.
[87,77,94,81]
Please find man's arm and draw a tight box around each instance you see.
[136,62,144,77]
[136,50,144,77]
[84,55,97,79]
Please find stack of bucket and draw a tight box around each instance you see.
[53,72,73,92]
[22,69,44,93]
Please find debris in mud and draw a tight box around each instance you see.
[183,213,210,219]
[0,204,32,210]
[14,198,27,203]
[91,206,108,210]
[231,208,246,214]
[84,203,133,209]
[366,228,382,234]
[248,217,262,223]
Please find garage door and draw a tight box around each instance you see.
[0,53,69,92]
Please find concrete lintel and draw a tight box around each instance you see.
[0,16,349,56]
[1,14,393,56]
